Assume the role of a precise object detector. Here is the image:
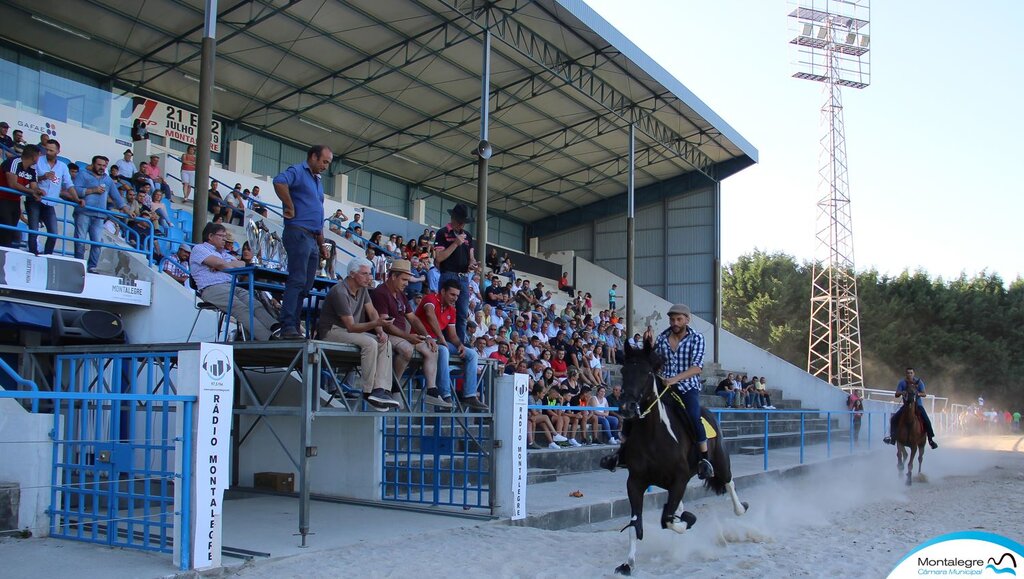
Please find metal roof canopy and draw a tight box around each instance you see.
[1,0,757,224]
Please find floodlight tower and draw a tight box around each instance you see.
[789,0,871,392]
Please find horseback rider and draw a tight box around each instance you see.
[651,304,715,479]
[883,367,939,449]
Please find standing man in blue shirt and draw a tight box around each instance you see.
[273,144,332,339]
[33,140,75,255]
[883,367,938,449]
[73,155,126,273]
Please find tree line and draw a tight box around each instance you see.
[721,251,1024,409]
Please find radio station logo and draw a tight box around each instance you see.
[202,349,232,381]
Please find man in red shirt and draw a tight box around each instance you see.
[371,259,449,409]
[415,278,486,410]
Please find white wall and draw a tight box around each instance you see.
[0,397,53,535]
[718,328,849,413]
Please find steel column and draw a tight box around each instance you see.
[192,0,217,244]
[476,30,491,262]
[626,124,635,336]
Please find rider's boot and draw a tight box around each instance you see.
[697,451,714,480]
[883,436,895,445]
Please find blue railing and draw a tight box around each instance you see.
[0,185,156,265]
[0,356,41,412]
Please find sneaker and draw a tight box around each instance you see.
[552,434,568,443]
[362,394,391,412]
[459,395,488,411]
[367,388,400,408]
[528,442,542,450]
[568,439,582,447]
[425,388,453,408]
[929,439,938,449]
[697,458,715,480]
[389,391,406,410]
[608,437,619,445]
[547,442,561,450]
[275,328,304,340]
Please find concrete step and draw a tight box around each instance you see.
[527,468,558,485]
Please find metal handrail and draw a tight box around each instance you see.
[0,185,156,266]
[0,357,41,412]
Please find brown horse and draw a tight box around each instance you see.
[895,388,926,486]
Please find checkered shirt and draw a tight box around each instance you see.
[654,327,705,392]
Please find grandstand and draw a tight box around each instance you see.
[0,0,860,572]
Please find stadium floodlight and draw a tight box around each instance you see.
[182,74,226,92]
[31,15,91,40]
[298,117,333,132]
[788,0,870,393]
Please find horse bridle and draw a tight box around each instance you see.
[637,374,673,419]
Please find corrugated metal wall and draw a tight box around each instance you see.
[536,187,716,320]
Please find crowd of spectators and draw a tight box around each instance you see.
[714,372,776,410]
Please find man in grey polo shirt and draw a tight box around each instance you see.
[189,222,278,340]
[319,256,398,411]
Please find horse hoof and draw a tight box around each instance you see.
[741,501,750,512]
[905,478,912,487]
[615,564,632,576]
[680,511,697,529]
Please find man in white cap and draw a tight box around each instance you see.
[654,303,714,478]
[371,259,450,409]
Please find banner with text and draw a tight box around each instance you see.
[511,373,528,520]
[130,96,222,153]
[192,343,234,569]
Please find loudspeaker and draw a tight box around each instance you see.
[51,309,126,345]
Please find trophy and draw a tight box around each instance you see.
[245,218,264,266]
[268,231,287,271]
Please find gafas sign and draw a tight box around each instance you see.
[130,96,221,153]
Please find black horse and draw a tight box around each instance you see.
[610,344,749,575]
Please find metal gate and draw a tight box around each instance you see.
[47,352,192,558]
[380,363,497,512]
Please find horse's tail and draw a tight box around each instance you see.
[701,409,731,495]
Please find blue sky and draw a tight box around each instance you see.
[586,0,1023,282]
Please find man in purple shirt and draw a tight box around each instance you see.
[371,259,449,409]
[273,144,332,339]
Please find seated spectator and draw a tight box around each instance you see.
[226,187,246,225]
[347,212,363,233]
[528,384,567,449]
[371,259,450,409]
[246,185,269,217]
[327,209,348,234]
[591,385,620,444]
[489,341,510,365]
[319,256,399,410]
[403,239,418,260]
[163,244,191,284]
[10,130,26,158]
[716,373,738,408]
[758,376,775,409]
[744,375,761,408]
[207,181,232,221]
[606,384,625,441]
[189,223,278,340]
[405,256,426,298]
[415,278,487,410]
[113,149,135,179]
[0,121,14,160]
[559,271,574,295]
[145,155,172,198]
[426,258,440,293]
[132,162,155,193]
[131,118,149,141]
